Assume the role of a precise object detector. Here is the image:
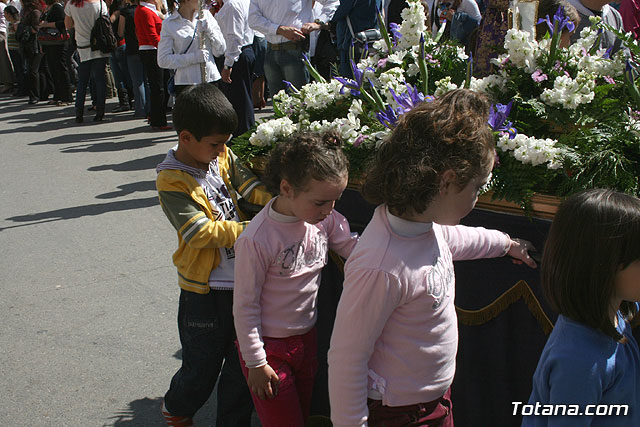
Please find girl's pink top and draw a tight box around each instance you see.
[233,197,358,368]
[328,205,511,427]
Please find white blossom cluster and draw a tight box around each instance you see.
[249,117,298,147]
[470,73,508,94]
[273,91,301,117]
[396,0,428,50]
[434,76,458,96]
[299,80,346,110]
[540,70,596,109]
[500,29,540,73]
[376,67,408,106]
[497,133,567,169]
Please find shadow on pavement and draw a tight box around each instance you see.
[89,154,168,172]
[1,196,159,231]
[96,181,158,199]
[105,396,166,426]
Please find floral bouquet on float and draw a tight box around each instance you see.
[231,0,640,212]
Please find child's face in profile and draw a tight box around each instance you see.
[277,176,348,224]
[178,131,230,170]
[431,162,493,226]
[614,260,640,305]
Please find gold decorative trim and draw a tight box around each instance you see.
[456,280,554,335]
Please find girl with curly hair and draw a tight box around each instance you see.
[233,131,359,427]
[328,89,537,427]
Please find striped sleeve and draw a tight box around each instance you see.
[226,148,272,206]
[158,187,248,249]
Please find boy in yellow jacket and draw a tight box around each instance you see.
[156,83,271,426]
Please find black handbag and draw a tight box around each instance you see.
[37,27,70,46]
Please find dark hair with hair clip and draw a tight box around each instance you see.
[173,83,238,140]
[541,189,640,342]
[363,88,494,216]
[263,131,349,195]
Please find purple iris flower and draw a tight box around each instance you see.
[390,84,428,114]
[376,105,401,129]
[334,60,371,97]
[537,6,575,36]
[602,46,613,59]
[488,101,517,139]
[389,22,402,45]
[282,80,300,94]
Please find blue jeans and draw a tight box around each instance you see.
[126,53,148,117]
[75,57,108,112]
[110,44,132,91]
[164,289,254,423]
[264,47,308,96]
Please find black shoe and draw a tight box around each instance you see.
[93,106,105,121]
[75,116,83,123]
[28,98,38,105]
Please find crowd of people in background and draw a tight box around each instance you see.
[0,0,634,130]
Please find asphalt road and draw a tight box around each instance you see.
[0,94,271,426]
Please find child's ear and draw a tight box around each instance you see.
[280,179,294,198]
[439,169,457,194]
[178,129,196,146]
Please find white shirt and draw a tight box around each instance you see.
[64,0,112,62]
[0,3,7,34]
[157,9,226,84]
[8,0,20,13]
[309,0,338,57]
[215,0,253,68]
[248,0,315,44]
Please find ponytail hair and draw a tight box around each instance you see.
[264,131,349,195]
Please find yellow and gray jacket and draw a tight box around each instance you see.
[156,145,272,294]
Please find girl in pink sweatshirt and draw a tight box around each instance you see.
[328,89,537,427]
[233,131,359,427]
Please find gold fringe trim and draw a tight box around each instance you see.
[456,280,554,335]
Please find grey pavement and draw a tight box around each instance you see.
[0,94,272,426]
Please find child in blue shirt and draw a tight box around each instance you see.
[522,189,640,426]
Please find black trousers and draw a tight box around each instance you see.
[44,43,72,102]
[139,49,167,127]
[164,289,254,423]
[218,45,256,137]
[24,50,43,101]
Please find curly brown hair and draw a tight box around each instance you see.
[264,131,349,195]
[363,89,494,216]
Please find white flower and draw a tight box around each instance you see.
[387,50,408,65]
[497,133,568,169]
[470,74,507,93]
[397,0,427,50]
[249,117,297,147]
[540,71,595,109]
[503,29,540,73]
[434,76,458,96]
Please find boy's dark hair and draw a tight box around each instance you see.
[4,5,19,18]
[173,84,238,140]
[542,189,640,342]
[264,131,349,194]
[363,88,494,216]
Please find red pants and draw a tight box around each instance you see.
[368,388,453,427]
[238,328,318,427]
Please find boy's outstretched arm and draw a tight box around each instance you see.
[157,173,247,249]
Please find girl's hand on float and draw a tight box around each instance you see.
[508,238,538,268]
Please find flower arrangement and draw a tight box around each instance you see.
[232,0,640,212]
